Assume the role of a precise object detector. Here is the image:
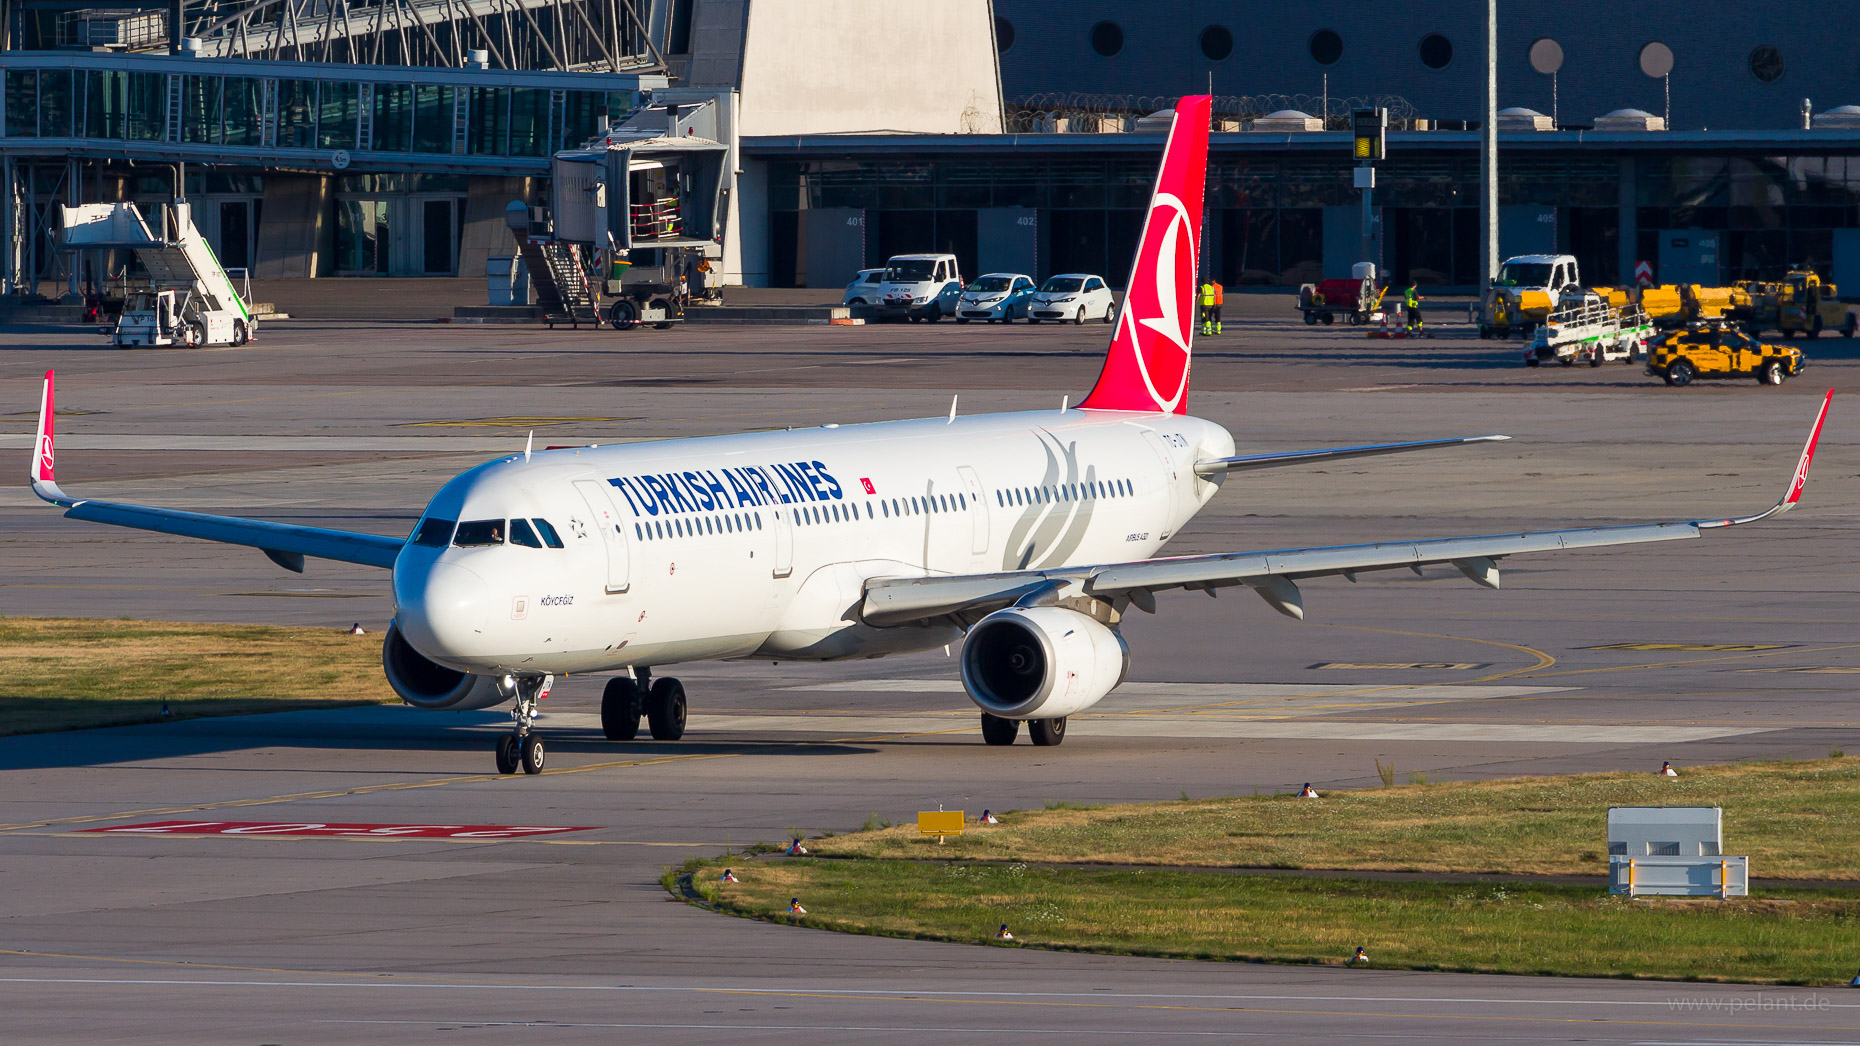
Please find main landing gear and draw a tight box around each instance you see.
[601,668,687,742]
[979,712,1068,746]
[494,674,552,775]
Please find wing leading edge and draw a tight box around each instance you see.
[864,390,1833,626]
[28,370,403,571]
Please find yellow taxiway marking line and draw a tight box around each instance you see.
[1522,643,1860,679]
[0,726,972,835]
[1118,627,1557,719]
[15,832,729,847]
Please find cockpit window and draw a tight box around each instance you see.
[411,517,456,547]
[532,518,565,548]
[453,519,505,547]
[508,518,543,548]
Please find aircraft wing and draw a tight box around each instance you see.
[27,370,403,572]
[1193,434,1510,475]
[862,390,1831,627]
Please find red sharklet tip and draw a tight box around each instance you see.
[1080,95,1211,415]
[35,369,56,483]
[1784,389,1832,506]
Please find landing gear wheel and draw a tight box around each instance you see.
[980,713,1019,746]
[1665,360,1695,387]
[1759,359,1786,385]
[1027,717,1067,747]
[520,734,545,774]
[602,676,642,740]
[647,677,687,741]
[495,735,520,774]
[608,299,639,331]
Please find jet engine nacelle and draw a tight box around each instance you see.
[381,622,507,710]
[959,606,1130,720]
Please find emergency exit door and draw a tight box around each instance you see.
[573,480,631,593]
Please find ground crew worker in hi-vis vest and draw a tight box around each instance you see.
[1199,277,1223,335]
[1404,284,1424,335]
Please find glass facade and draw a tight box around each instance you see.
[768,150,1860,289]
[2,64,636,159]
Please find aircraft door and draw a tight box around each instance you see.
[770,506,794,578]
[572,479,631,593]
[956,465,989,555]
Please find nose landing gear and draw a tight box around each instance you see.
[494,673,552,774]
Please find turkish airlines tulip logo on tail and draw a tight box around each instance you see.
[1079,96,1210,415]
[1124,191,1197,412]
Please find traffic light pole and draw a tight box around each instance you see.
[1350,107,1387,278]
[1359,163,1374,270]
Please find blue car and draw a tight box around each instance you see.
[956,273,1036,323]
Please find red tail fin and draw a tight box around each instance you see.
[1079,96,1211,415]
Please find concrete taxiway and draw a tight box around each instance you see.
[2,313,1858,1043]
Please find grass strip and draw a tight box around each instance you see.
[676,856,1860,985]
[0,616,394,735]
[807,758,1860,881]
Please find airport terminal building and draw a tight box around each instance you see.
[4,0,1860,295]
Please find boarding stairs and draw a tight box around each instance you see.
[518,238,600,329]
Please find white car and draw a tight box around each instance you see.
[874,253,964,322]
[1026,274,1115,324]
[842,268,886,306]
[955,273,1035,323]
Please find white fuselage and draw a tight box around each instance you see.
[392,409,1234,676]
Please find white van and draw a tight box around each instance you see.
[874,253,964,322]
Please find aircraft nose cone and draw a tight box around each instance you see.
[394,561,490,660]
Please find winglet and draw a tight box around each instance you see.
[30,370,75,506]
[1697,389,1831,529]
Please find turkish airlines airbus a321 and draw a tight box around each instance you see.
[29,97,1832,774]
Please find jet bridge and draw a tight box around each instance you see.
[548,94,733,263]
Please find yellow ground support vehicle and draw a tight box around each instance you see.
[1646,323,1807,386]
[1727,271,1856,338]
[1593,284,1687,327]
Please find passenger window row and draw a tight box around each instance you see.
[636,511,764,541]
[410,517,564,549]
[995,478,1132,508]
